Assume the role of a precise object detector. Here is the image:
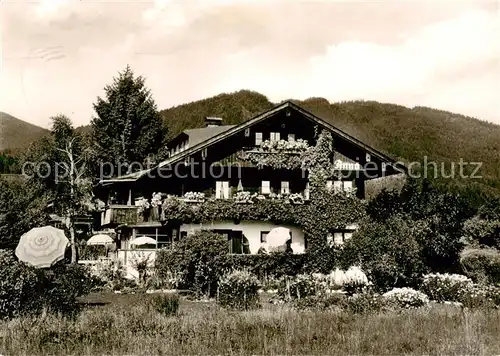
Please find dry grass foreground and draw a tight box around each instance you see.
[1,293,499,355]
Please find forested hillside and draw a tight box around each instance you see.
[0,112,48,151]
[160,90,500,202]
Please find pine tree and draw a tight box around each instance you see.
[91,65,166,177]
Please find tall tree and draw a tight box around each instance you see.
[91,65,166,177]
[21,115,94,263]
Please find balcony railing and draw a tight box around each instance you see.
[102,205,163,226]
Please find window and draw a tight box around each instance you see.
[329,231,354,246]
[281,181,290,194]
[270,132,280,142]
[333,232,344,246]
[333,180,353,193]
[260,231,269,243]
[288,133,295,141]
[216,181,230,199]
[255,132,263,146]
[261,181,271,194]
[245,128,250,137]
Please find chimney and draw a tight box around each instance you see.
[205,116,223,127]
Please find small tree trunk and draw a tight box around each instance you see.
[70,224,77,264]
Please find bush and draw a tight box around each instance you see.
[383,287,429,309]
[276,274,318,301]
[227,252,305,280]
[0,250,42,319]
[217,270,260,310]
[460,248,500,284]
[421,273,473,302]
[340,215,428,292]
[292,292,347,310]
[458,284,500,309]
[91,259,136,291]
[0,249,96,319]
[345,293,387,314]
[156,231,229,297]
[147,293,180,316]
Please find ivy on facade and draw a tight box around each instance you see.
[159,130,366,272]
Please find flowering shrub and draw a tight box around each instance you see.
[421,273,473,302]
[383,287,429,308]
[234,191,258,203]
[151,192,163,207]
[136,197,150,213]
[343,266,370,295]
[183,192,205,201]
[289,193,305,204]
[458,284,500,308]
[217,270,261,310]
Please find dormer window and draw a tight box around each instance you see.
[255,132,263,146]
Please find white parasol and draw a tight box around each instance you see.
[15,226,69,268]
[266,227,291,252]
[87,234,114,246]
[130,235,157,246]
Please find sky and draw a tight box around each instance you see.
[1,0,499,128]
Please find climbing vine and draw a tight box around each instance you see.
[160,130,366,272]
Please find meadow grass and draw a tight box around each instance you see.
[1,293,499,355]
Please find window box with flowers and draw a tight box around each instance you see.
[180,192,206,203]
[237,138,311,170]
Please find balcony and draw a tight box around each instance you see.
[101,205,163,227]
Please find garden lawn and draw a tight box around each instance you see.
[1,293,499,355]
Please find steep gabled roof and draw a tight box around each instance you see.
[99,101,406,184]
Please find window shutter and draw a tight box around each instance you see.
[261,181,271,194]
[215,181,222,199]
[222,181,229,199]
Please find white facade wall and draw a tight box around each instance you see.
[180,220,306,254]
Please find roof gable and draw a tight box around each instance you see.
[100,101,406,183]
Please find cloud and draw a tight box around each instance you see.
[0,1,498,128]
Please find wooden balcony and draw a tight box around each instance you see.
[101,205,163,227]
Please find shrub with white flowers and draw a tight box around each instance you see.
[151,192,163,207]
[136,197,150,213]
[260,138,309,153]
[289,193,305,204]
[383,287,429,308]
[183,192,205,201]
[234,191,258,203]
[217,270,261,310]
[421,273,473,302]
[343,266,370,295]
